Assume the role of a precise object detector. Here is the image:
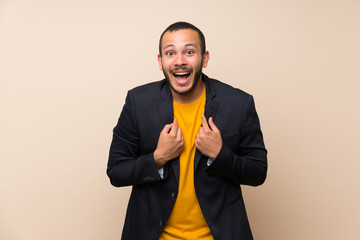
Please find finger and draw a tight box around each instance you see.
[208,117,219,131]
[162,123,174,134]
[176,127,182,141]
[180,130,184,148]
[197,125,203,136]
[195,131,200,147]
[200,115,210,131]
[169,119,179,135]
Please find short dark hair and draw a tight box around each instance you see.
[159,21,206,56]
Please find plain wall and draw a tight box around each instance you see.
[1,0,359,239]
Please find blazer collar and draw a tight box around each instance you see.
[203,74,218,119]
[159,80,174,127]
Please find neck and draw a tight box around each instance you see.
[172,78,204,104]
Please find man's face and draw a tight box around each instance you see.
[158,29,209,98]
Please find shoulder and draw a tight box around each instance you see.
[205,75,252,102]
[129,79,165,95]
[127,79,168,103]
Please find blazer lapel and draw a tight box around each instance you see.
[158,82,180,184]
[194,75,219,170]
[159,82,173,126]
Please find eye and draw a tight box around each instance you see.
[165,51,174,56]
[186,50,195,55]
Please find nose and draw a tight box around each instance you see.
[174,54,186,67]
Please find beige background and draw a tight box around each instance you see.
[1,0,359,239]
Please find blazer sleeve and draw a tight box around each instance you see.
[206,95,267,186]
[107,90,162,187]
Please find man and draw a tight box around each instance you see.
[107,22,267,240]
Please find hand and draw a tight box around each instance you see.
[195,116,222,160]
[154,119,184,169]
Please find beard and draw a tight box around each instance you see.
[163,60,203,96]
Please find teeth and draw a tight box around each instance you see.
[174,72,189,76]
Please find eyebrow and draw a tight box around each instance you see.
[163,43,197,50]
[163,44,175,50]
[185,43,197,48]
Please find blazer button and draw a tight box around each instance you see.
[171,192,176,198]
[159,221,163,227]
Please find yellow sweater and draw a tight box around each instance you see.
[159,88,213,240]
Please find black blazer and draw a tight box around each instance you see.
[107,74,267,240]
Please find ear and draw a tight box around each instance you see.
[202,51,210,68]
[157,54,163,71]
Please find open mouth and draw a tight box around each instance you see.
[173,72,191,84]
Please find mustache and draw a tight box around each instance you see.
[171,66,191,72]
